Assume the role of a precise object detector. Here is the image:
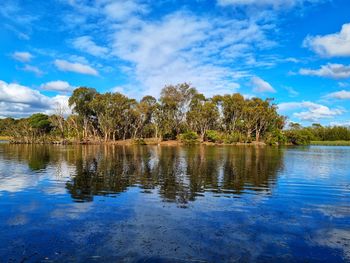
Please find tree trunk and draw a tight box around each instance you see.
[256,129,260,142]
[247,129,252,141]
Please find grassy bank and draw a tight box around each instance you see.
[311,141,350,146]
[0,136,11,141]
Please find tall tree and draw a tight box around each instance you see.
[68,87,97,139]
[213,93,245,133]
[187,94,219,141]
[159,83,198,138]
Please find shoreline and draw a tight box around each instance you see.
[6,138,269,146]
[4,137,350,146]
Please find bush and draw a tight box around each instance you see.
[205,130,223,143]
[223,132,241,144]
[265,130,287,146]
[133,138,146,145]
[285,130,311,145]
[178,131,199,144]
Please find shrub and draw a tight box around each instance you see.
[133,138,146,145]
[178,131,199,144]
[265,130,287,146]
[285,130,311,145]
[223,132,241,144]
[205,130,223,143]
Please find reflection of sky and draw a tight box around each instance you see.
[0,159,41,193]
[0,158,75,195]
[0,145,349,261]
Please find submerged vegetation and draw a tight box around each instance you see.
[0,83,349,146]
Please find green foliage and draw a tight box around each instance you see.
[28,113,52,133]
[285,130,312,145]
[133,138,146,145]
[205,130,245,144]
[284,123,350,145]
[223,132,242,144]
[205,130,223,143]
[264,130,287,146]
[178,131,199,144]
[0,118,16,136]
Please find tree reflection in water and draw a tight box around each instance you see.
[0,144,284,204]
[64,145,284,205]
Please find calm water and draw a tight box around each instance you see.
[0,144,349,262]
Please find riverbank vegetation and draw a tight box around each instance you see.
[285,123,350,145]
[0,83,349,146]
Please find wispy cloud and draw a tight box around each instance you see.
[109,11,274,96]
[40,80,75,93]
[103,0,148,21]
[299,63,350,79]
[325,90,350,100]
[54,59,98,76]
[12,51,33,62]
[251,76,276,93]
[217,0,325,9]
[283,86,299,97]
[21,65,43,76]
[72,36,108,57]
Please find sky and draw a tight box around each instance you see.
[0,0,350,126]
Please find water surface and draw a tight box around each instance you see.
[0,144,349,262]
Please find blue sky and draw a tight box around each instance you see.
[0,0,350,126]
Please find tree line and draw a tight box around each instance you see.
[0,83,348,145]
[285,123,350,145]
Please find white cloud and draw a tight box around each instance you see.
[21,65,43,76]
[217,0,322,9]
[330,121,350,127]
[0,80,70,118]
[283,86,299,97]
[304,23,350,57]
[103,0,148,21]
[12,51,33,62]
[60,0,284,97]
[40,80,75,93]
[72,36,108,57]
[325,90,350,100]
[251,76,276,93]
[338,82,349,88]
[278,101,344,122]
[299,63,350,79]
[54,59,98,76]
[110,12,273,96]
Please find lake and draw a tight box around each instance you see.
[0,144,349,262]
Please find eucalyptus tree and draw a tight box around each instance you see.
[253,98,276,141]
[68,87,97,139]
[213,93,245,133]
[90,93,118,141]
[133,96,158,138]
[159,83,198,138]
[241,98,260,140]
[187,93,219,141]
[66,115,80,139]
[111,93,135,140]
